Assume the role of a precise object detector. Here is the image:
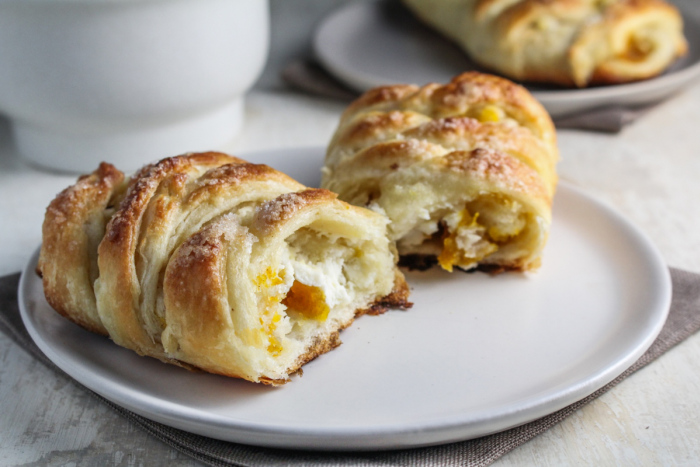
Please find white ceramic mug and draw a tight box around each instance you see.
[0,0,269,172]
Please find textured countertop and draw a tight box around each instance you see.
[1,1,699,465]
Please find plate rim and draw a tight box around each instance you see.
[18,147,673,450]
[313,1,700,110]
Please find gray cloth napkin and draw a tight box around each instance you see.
[281,60,655,133]
[2,268,700,467]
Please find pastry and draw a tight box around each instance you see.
[38,152,410,384]
[322,72,558,272]
[401,0,688,87]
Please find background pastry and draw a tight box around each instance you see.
[322,72,558,272]
[39,152,410,385]
[401,0,688,87]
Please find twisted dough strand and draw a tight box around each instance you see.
[322,73,558,272]
[402,0,687,87]
[94,153,303,361]
[40,152,409,384]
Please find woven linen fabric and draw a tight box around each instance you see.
[1,268,699,467]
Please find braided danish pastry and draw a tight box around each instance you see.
[39,152,410,384]
[402,0,687,87]
[322,72,558,273]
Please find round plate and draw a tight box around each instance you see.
[313,1,700,118]
[19,147,671,451]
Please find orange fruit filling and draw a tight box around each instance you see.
[282,281,330,321]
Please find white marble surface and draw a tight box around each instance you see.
[2,0,700,465]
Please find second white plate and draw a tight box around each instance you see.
[20,147,671,450]
[313,1,700,118]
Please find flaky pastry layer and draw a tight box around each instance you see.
[402,0,687,87]
[322,72,558,273]
[39,152,410,384]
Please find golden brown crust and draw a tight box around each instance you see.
[161,220,231,347]
[270,332,343,386]
[441,148,551,205]
[252,188,338,236]
[341,84,420,119]
[38,162,125,335]
[186,162,300,205]
[428,72,546,120]
[407,116,556,193]
[322,72,557,273]
[103,152,243,249]
[495,0,589,35]
[365,270,413,315]
[403,0,687,87]
[336,110,433,153]
[336,73,556,151]
[327,73,557,197]
[96,152,243,359]
[583,0,687,84]
[41,152,408,384]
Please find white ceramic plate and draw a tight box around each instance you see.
[20,147,671,451]
[313,1,700,118]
